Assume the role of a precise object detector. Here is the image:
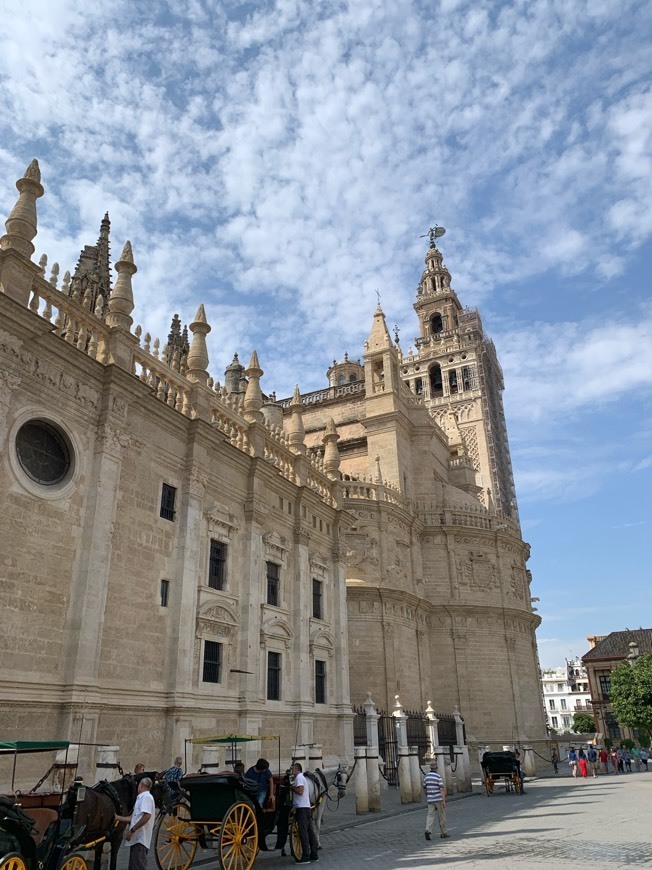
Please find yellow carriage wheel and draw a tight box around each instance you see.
[154,802,198,870]
[0,854,28,870]
[217,801,258,870]
[60,853,88,870]
[289,813,303,861]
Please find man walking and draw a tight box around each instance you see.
[289,762,318,864]
[423,760,448,840]
[587,745,599,778]
[116,777,155,870]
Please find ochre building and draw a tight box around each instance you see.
[0,162,547,776]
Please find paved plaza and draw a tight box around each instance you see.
[112,770,651,870]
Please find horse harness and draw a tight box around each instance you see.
[94,780,129,816]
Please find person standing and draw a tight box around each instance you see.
[551,748,559,774]
[289,762,318,864]
[116,778,155,870]
[245,758,273,808]
[598,747,609,774]
[610,747,619,774]
[164,756,184,799]
[587,745,599,778]
[577,748,588,779]
[423,760,449,840]
[640,748,648,771]
[568,747,578,778]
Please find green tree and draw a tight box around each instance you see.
[572,711,596,733]
[609,654,652,735]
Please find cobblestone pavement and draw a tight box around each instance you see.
[113,771,651,870]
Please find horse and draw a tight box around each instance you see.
[62,773,170,870]
[303,763,348,848]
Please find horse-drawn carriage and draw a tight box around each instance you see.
[0,741,169,870]
[0,741,96,870]
[480,751,524,796]
[154,735,348,870]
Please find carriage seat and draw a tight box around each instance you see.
[25,808,58,845]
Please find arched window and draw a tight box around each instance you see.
[430,313,443,335]
[337,375,346,385]
[429,364,443,398]
[349,373,357,382]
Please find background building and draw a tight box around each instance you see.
[0,161,547,781]
[583,629,652,742]
[540,658,592,733]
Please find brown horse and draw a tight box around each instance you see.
[62,774,170,870]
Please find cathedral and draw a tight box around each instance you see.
[0,161,547,776]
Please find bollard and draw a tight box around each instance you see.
[52,744,79,792]
[308,743,323,772]
[366,747,381,812]
[455,746,472,792]
[353,747,369,814]
[398,747,412,804]
[435,747,453,796]
[522,746,536,778]
[200,745,221,773]
[408,746,422,802]
[95,746,120,782]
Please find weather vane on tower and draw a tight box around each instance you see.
[420,225,446,248]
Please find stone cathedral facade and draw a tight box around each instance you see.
[0,162,547,774]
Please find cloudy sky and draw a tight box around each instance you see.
[1,0,650,669]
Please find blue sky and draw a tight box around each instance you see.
[1,0,650,668]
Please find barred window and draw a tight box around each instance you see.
[203,640,222,684]
[160,483,176,521]
[312,578,323,620]
[267,651,281,700]
[160,579,170,607]
[209,540,227,590]
[315,660,326,704]
[266,562,280,607]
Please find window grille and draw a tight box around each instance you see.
[208,540,226,590]
[312,578,323,620]
[315,660,326,704]
[203,640,222,683]
[266,562,280,606]
[160,483,176,521]
[160,579,170,607]
[267,651,281,700]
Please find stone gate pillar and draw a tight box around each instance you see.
[453,707,471,792]
[201,746,221,773]
[522,745,536,777]
[393,696,411,804]
[363,693,381,811]
[95,746,120,782]
[308,744,323,771]
[353,747,369,814]
[425,700,439,759]
[408,746,422,802]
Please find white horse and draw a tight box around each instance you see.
[304,763,348,847]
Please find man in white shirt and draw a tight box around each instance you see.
[116,777,156,870]
[289,762,319,864]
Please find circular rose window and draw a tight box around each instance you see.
[15,420,72,485]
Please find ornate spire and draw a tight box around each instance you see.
[288,384,306,454]
[225,352,246,394]
[105,241,136,331]
[165,313,190,366]
[1,159,44,258]
[70,213,112,313]
[322,418,341,479]
[243,350,264,422]
[365,303,393,352]
[186,304,211,385]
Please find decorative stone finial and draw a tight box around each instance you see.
[374,454,383,484]
[288,384,306,454]
[243,350,264,422]
[186,304,211,385]
[1,159,45,259]
[322,417,341,479]
[105,240,137,331]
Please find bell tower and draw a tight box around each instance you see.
[402,228,518,520]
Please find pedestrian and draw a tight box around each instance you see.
[587,745,599,778]
[641,748,648,771]
[513,750,526,794]
[289,762,318,864]
[551,748,559,774]
[577,748,588,779]
[568,747,578,778]
[423,759,449,840]
[623,748,632,773]
[233,761,245,777]
[163,756,185,799]
[632,746,641,773]
[134,763,145,775]
[599,747,609,774]
[245,758,273,808]
[273,769,293,857]
[116,777,155,870]
[610,748,619,774]
[616,747,624,773]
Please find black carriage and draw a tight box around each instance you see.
[155,734,284,870]
[0,741,95,870]
[480,751,523,796]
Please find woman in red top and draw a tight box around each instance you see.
[578,748,588,778]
